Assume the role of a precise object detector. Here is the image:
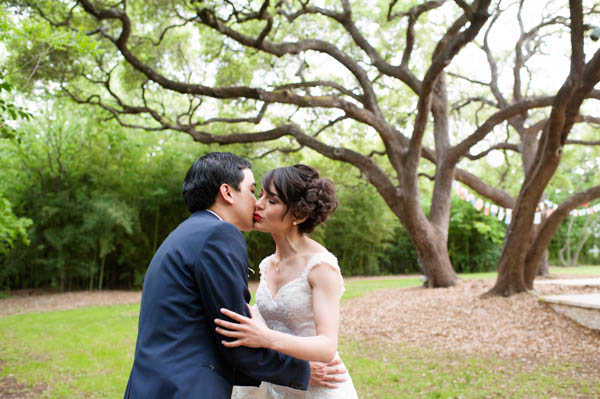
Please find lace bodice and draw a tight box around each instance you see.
[255,252,345,338]
[232,252,357,399]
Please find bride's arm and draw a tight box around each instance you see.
[215,263,341,363]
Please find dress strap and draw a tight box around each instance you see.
[258,255,274,279]
[301,252,345,297]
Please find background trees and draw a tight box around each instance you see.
[0,0,599,293]
[0,102,191,290]
[0,95,514,291]
[0,81,32,263]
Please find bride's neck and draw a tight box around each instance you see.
[272,230,305,260]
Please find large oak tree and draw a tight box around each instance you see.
[10,0,600,293]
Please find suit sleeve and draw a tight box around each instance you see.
[194,222,310,390]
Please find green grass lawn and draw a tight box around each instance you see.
[457,265,600,280]
[1,265,599,398]
[0,304,140,398]
[339,339,599,399]
[548,265,600,275]
[342,277,422,300]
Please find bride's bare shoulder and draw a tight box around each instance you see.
[303,237,327,254]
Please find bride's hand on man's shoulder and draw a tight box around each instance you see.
[214,305,273,349]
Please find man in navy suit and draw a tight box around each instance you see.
[124,152,311,398]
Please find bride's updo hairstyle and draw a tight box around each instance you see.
[262,164,338,234]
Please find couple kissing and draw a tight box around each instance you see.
[124,152,357,399]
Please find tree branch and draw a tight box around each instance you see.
[525,184,600,278]
[77,0,377,126]
[199,103,269,126]
[407,0,492,173]
[465,143,520,160]
[450,96,555,163]
[454,168,515,208]
[282,1,423,93]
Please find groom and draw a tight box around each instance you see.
[124,152,311,398]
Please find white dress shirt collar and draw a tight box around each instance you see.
[206,209,223,221]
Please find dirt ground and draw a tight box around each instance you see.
[340,277,600,369]
[1,275,599,396]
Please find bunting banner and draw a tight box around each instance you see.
[452,181,599,225]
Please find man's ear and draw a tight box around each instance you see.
[218,184,235,205]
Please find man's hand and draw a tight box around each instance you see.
[308,358,347,388]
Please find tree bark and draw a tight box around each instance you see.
[487,0,600,297]
[572,214,593,265]
[523,185,600,288]
[399,202,458,288]
[559,217,575,265]
[536,251,550,276]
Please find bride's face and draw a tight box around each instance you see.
[253,182,295,233]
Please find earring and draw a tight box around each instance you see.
[292,221,297,225]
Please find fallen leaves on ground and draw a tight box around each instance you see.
[340,278,600,369]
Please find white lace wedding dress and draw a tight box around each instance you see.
[231,251,358,399]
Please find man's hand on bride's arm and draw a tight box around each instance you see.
[215,306,274,349]
[309,359,347,388]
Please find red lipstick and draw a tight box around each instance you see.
[253,213,262,221]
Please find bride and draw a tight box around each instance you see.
[215,164,358,399]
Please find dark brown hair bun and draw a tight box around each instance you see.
[261,164,338,233]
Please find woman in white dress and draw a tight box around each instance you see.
[215,164,358,399]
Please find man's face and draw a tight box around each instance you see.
[230,168,257,232]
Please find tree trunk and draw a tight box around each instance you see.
[420,237,458,288]
[572,214,593,265]
[409,75,457,288]
[532,223,550,276]
[90,246,97,290]
[536,250,549,276]
[523,187,600,289]
[429,76,452,239]
[98,255,106,290]
[486,229,530,296]
[520,116,551,277]
[89,270,94,291]
[488,0,600,296]
[559,217,575,265]
[487,122,564,297]
[400,201,458,288]
[411,227,458,288]
[58,271,65,292]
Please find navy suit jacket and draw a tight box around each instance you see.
[124,211,310,398]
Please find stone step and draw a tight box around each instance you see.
[535,278,600,287]
[539,294,600,330]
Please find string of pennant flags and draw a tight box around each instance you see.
[452,181,600,225]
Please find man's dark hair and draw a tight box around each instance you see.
[182,152,251,213]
